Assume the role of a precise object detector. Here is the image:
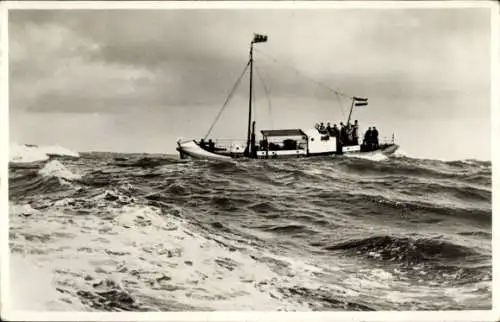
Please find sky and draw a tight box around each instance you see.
[8,6,493,160]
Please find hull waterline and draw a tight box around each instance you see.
[177,140,400,161]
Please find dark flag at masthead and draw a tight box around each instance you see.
[253,34,268,43]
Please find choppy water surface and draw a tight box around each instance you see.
[9,151,492,311]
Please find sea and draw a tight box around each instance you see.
[7,145,492,312]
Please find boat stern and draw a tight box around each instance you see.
[381,143,400,156]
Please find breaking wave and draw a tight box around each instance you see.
[10,143,79,164]
[39,160,82,181]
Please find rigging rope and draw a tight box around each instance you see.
[204,49,356,140]
[204,61,251,140]
[334,92,346,120]
[254,48,354,100]
[254,64,274,129]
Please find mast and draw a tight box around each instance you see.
[346,98,355,125]
[245,42,254,157]
[245,33,267,158]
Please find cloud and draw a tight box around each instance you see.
[9,8,490,114]
[9,20,160,112]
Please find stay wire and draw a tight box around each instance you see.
[254,63,274,129]
[204,61,251,140]
[253,48,355,100]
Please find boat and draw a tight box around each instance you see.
[176,33,399,161]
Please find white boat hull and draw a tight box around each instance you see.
[177,139,399,161]
[177,140,232,161]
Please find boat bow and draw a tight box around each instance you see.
[176,140,231,160]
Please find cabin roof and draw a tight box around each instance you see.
[261,129,306,137]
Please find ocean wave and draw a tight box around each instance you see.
[39,160,82,181]
[10,143,79,164]
[76,278,144,311]
[277,286,375,311]
[345,151,388,162]
[9,254,85,311]
[261,223,318,235]
[362,193,491,225]
[9,174,73,199]
[10,203,42,217]
[10,200,314,311]
[8,150,492,311]
[335,157,487,182]
[393,149,491,165]
[324,235,479,265]
[408,180,491,203]
[111,156,182,168]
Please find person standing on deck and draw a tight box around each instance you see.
[332,124,339,137]
[208,139,215,152]
[199,139,207,150]
[353,120,359,145]
[339,122,346,144]
[326,122,333,136]
[364,127,373,149]
[372,127,379,149]
[319,122,326,134]
[346,123,353,145]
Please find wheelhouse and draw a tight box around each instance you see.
[256,129,308,159]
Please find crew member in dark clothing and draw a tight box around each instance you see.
[260,139,269,151]
[332,124,339,137]
[353,120,359,145]
[372,127,379,149]
[208,139,215,152]
[319,122,326,134]
[326,122,333,136]
[364,127,373,149]
[346,124,353,145]
[339,122,346,144]
[199,138,207,150]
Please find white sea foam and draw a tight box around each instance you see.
[9,253,85,311]
[393,148,455,162]
[346,151,388,162]
[10,203,41,217]
[392,148,432,160]
[9,143,79,163]
[38,160,81,181]
[9,202,316,310]
[393,148,411,158]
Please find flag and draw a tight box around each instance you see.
[353,96,368,102]
[353,96,368,107]
[253,34,268,43]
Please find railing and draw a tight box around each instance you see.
[208,137,309,153]
[197,138,248,154]
[380,134,396,145]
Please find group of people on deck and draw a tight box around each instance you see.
[315,120,360,146]
[363,127,379,150]
[198,138,216,152]
[315,120,379,148]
